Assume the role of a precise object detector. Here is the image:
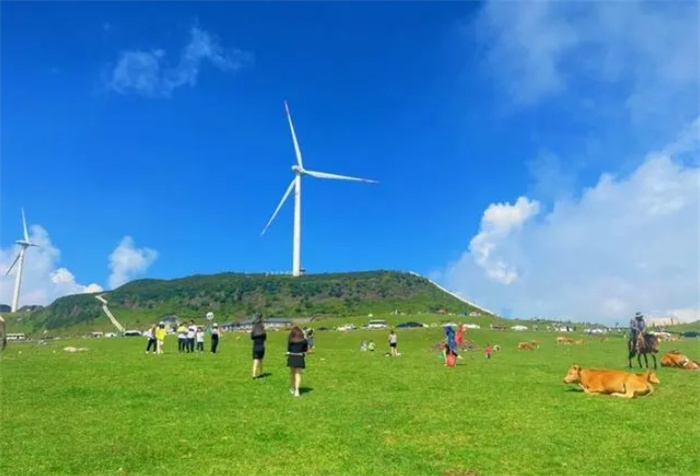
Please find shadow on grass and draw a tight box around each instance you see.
[299,386,314,395]
[255,372,272,379]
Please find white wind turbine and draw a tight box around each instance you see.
[5,208,38,313]
[261,101,378,277]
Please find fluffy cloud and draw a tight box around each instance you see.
[438,0,699,325]
[107,25,253,98]
[472,0,698,120]
[439,119,699,324]
[108,236,158,290]
[0,226,103,308]
[1,225,159,308]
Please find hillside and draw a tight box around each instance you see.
[25,270,491,331]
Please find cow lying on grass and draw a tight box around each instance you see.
[562,365,660,399]
[63,346,89,353]
[557,336,574,345]
[518,341,539,350]
[661,351,700,371]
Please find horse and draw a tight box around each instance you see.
[628,333,659,369]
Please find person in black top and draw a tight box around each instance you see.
[287,326,308,397]
[251,319,267,379]
[210,324,220,354]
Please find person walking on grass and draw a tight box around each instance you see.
[251,319,267,379]
[388,330,398,356]
[485,343,492,360]
[305,327,316,353]
[287,326,308,397]
[444,326,458,366]
[145,324,157,354]
[186,320,196,353]
[211,323,220,354]
[155,323,167,354]
[195,327,204,352]
[177,323,187,353]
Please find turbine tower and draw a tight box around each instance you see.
[5,208,38,313]
[261,101,378,277]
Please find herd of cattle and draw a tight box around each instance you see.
[512,334,699,399]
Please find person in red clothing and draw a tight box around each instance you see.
[456,324,465,347]
[485,343,492,360]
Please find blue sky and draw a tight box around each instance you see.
[1,1,698,323]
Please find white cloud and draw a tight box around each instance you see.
[108,236,158,289]
[438,118,700,324]
[0,226,103,308]
[469,197,540,285]
[473,0,699,120]
[107,26,252,98]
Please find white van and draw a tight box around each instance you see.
[367,319,388,329]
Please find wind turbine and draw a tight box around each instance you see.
[5,208,38,313]
[95,294,126,333]
[261,101,378,277]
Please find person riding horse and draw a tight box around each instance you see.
[629,312,647,353]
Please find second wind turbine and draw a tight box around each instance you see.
[261,101,378,277]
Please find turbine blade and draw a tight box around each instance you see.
[284,101,304,169]
[261,178,296,236]
[303,169,378,183]
[5,253,20,276]
[21,208,29,242]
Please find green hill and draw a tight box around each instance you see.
[20,270,492,333]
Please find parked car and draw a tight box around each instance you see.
[124,330,142,337]
[367,319,388,329]
[681,331,700,338]
[396,321,424,328]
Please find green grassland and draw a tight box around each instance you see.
[2,325,699,476]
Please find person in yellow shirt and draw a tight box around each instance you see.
[176,323,187,353]
[155,323,167,354]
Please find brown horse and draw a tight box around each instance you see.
[628,333,659,369]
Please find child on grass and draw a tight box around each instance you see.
[196,327,204,352]
[485,343,492,359]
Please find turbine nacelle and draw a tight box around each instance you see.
[291,165,303,174]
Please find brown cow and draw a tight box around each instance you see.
[562,365,660,399]
[574,339,585,345]
[518,342,535,350]
[660,351,689,368]
[557,336,573,345]
[684,360,700,371]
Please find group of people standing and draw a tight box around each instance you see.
[175,321,220,354]
[144,321,220,355]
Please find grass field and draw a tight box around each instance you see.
[1,327,699,476]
